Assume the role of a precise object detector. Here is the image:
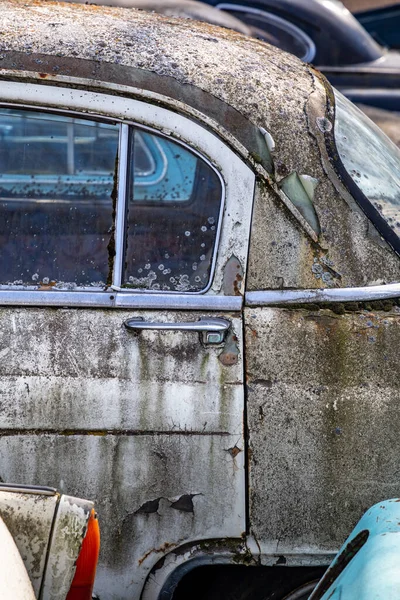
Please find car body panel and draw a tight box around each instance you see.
[209,0,383,65]
[0,15,257,594]
[0,490,58,595]
[0,517,36,600]
[1,2,400,598]
[310,499,400,599]
[244,306,400,555]
[0,486,94,599]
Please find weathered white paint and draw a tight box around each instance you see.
[0,517,36,600]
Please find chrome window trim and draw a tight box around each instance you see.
[113,123,130,288]
[216,3,316,63]
[246,283,400,306]
[0,289,242,311]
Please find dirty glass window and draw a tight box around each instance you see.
[334,91,400,239]
[0,108,119,287]
[124,130,223,292]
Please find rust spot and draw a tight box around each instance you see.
[222,255,244,296]
[219,352,238,366]
[38,72,49,78]
[37,280,57,290]
[219,330,240,367]
[138,541,176,566]
[226,445,242,458]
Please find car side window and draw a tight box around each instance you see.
[0,108,224,293]
[124,129,223,292]
[0,108,119,288]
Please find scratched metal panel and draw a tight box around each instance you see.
[0,433,245,600]
[245,306,400,557]
[0,308,243,433]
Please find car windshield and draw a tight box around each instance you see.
[334,90,400,239]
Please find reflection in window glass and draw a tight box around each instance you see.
[124,130,223,292]
[216,5,316,62]
[334,91,400,237]
[0,109,119,287]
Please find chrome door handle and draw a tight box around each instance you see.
[124,317,231,345]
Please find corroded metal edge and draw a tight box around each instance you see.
[246,283,400,306]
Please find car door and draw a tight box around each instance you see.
[0,81,255,599]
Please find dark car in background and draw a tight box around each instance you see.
[203,0,400,111]
[356,2,400,50]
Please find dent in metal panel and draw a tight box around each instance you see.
[41,495,93,600]
[0,434,246,600]
[245,306,400,555]
[0,491,58,596]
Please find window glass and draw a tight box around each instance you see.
[334,91,400,238]
[124,130,223,292]
[0,109,119,287]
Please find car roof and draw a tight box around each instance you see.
[0,0,325,174]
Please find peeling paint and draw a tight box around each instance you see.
[135,499,161,515]
[170,494,199,513]
[226,445,242,458]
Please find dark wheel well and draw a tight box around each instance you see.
[172,565,327,600]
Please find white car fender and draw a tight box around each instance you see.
[0,484,95,599]
[0,516,36,600]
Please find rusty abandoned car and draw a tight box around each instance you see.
[1,1,400,599]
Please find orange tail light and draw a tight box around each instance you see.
[66,509,100,600]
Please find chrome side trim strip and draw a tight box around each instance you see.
[0,290,242,311]
[246,284,400,306]
[115,293,242,311]
[113,123,130,287]
[0,483,57,496]
[0,291,115,307]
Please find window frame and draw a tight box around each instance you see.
[0,81,255,307]
[114,123,225,295]
[0,106,225,295]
